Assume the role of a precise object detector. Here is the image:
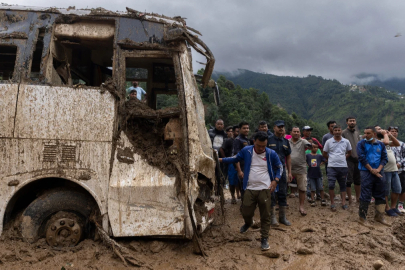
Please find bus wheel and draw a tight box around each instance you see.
[20,188,96,246]
[45,211,83,247]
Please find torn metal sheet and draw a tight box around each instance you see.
[108,132,185,237]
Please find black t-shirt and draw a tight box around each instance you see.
[306,154,325,179]
[221,138,234,157]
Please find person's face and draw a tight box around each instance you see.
[364,129,375,141]
[291,128,300,139]
[302,130,311,138]
[390,128,399,138]
[233,128,239,137]
[129,92,137,100]
[333,128,342,137]
[226,129,233,138]
[274,125,285,136]
[328,123,336,132]
[258,124,268,132]
[311,144,319,153]
[215,120,224,131]
[347,118,356,129]
[240,125,249,136]
[375,126,381,132]
[254,139,267,154]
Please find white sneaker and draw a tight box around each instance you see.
[398,203,405,213]
[370,197,375,204]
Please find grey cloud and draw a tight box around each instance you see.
[12,0,405,83]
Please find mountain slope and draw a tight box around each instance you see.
[213,69,405,139]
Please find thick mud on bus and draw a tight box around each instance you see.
[0,5,219,248]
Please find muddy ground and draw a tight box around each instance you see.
[1,192,405,270]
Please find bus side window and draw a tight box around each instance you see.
[0,45,18,81]
[50,20,115,87]
[125,57,178,110]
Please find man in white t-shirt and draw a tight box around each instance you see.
[220,131,282,251]
[323,125,352,212]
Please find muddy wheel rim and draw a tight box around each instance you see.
[45,212,82,247]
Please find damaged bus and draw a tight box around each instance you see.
[0,5,218,247]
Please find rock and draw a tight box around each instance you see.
[283,254,290,261]
[149,241,166,253]
[261,251,280,258]
[373,260,384,270]
[297,247,314,255]
[301,227,316,232]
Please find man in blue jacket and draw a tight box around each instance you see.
[357,126,389,226]
[220,131,282,251]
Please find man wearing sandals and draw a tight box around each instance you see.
[289,127,312,216]
[357,126,389,226]
[219,131,283,250]
[323,125,352,211]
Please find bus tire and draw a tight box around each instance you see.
[20,188,97,246]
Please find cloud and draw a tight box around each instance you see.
[9,0,405,83]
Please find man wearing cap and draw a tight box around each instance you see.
[267,120,292,226]
[302,126,323,149]
[341,116,361,205]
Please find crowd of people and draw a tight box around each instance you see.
[208,117,405,251]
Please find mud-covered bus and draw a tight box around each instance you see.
[0,5,218,247]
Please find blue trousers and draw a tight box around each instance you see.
[359,170,386,203]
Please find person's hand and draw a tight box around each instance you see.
[238,171,244,179]
[288,173,293,183]
[269,181,278,193]
[397,163,401,169]
[219,158,222,162]
[371,169,382,178]
[381,130,387,135]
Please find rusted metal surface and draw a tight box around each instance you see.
[108,132,185,237]
[14,85,115,141]
[0,84,18,137]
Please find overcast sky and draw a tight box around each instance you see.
[10,0,405,84]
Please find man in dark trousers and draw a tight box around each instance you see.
[267,120,292,226]
[220,131,282,251]
[342,116,361,204]
[220,126,240,203]
[233,121,251,200]
[357,126,389,226]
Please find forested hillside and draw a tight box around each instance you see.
[200,72,328,139]
[212,69,405,139]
